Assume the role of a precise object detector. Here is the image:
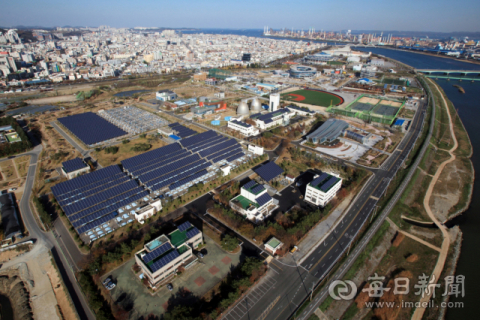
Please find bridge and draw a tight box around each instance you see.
[416,69,480,75]
[416,69,480,81]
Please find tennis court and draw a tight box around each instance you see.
[351,102,375,112]
[373,104,400,117]
[281,89,344,107]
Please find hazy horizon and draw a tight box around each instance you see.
[1,0,479,33]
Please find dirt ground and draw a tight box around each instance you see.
[0,244,32,263]
[45,260,78,320]
[26,95,77,104]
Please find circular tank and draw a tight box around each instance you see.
[237,100,249,115]
[251,98,262,112]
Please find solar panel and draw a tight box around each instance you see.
[150,250,180,273]
[178,221,192,232]
[186,227,200,239]
[320,176,340,192]
[310,173,330,187]
[256,193,272,207]
[253,161,284,182]
[57,112,127,145]
[251,184,265,194]
[243,180,256,190]
[142,242,172,264]
[62,158,87,173]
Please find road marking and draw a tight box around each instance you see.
[370,196,379,200]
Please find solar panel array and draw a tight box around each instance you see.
[122,143,182,172]
[168,122,197,138]
[57,112,128,145]
[320,176,340,192]
[251,184,265,194]
[254,161,284,182]
[178,221,192,232]
[142,242,172,264]
[186,227,200,239]
[150,250,180,272]
[52,164,146,235]
[62,158,87,173]
[243,180,256,189]
[256,193,272,207]
[310,173,330,188]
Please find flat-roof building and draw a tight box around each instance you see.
[230,181,276,223]
[135,221,202,287]
[227,120,259,137]
[305,172,342,207]
[251,108,292,130]
[156,89,177,101]
[61,158,91,179]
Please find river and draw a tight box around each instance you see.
[356,47,479,319]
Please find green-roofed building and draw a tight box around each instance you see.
[305,172,342,207]
[135,222,203,288]
[229,181,277,223]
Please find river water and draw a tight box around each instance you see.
[355,47,479,319]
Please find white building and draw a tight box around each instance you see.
[230,180,276,223]
[369,58,385,66]
[269,93,280,112]
[304,172,342,207]
[227,120,259,137]
[61,158,91,180]
[156,89,177,101]
[248,145,264,155]
[251,108,293,130]
[132,199,162,223]
[135,221,202,287]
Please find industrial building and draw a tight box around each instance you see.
[156,89,177,101]
[286,105,315,117]
[289,65,317,78]
[191,101,227,116]
[61,158,91,179]
[135,221,203,287]
[250,108,293,130]
[303,52,333,64]
[229,180,276,223]
[307,119,349,144]
[305,172,342,207]
[227,120,260,137]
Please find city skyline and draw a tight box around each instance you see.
[1,0,479,32]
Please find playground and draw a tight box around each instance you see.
[281,89,344,107]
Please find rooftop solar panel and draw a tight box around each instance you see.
[253,161,284,182]
[150,250,180,272]
[243,180,256,190]
[186,227,200,239]
[178,221,192,232]
[320,176,340,192]
[142,242,172,264]
[256,193,272,207]
[310,173,330,187]
[251,184,265,194]
[62,158,87,173]
[57,112,127,145]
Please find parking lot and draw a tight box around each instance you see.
[104,235,241,319]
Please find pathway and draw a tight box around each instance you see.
[412,79,456,320]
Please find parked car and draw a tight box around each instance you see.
[106,282,116,290]
[102,277,112,286]
[167,283,173,291]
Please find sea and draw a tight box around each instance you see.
[185,29,479,318]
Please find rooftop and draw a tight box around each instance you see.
[266,237,282,249]
[62,158,88,173]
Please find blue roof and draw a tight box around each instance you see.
[254,161,284,182]
[62,158,87,173]
[256,193,272,207]
[394,119,405,126]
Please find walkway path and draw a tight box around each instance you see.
[386,217,441,253]
[412,79,456,320]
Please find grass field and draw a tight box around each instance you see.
[281,89,343,106]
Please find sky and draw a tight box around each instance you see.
[1,0,479,32]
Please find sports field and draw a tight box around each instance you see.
[281,89,344,107]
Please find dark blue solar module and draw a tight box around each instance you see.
[121,143,182,171]
[226,153,244,163]
[178,221,192,232]
[167,170,208,191]
[180,130,217,148]
[310,173,330,188]
[320,176,340,192]
[150,250,180,272]
[251,184,265,194]
[253,161,284,182]
[57,112,127,145]
[62,158,87,173]
[142,242,172,264]
[243,180,256,190]
[256,193,272,207]
[186,227,200,239]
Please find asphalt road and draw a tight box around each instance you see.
[50,121,90,156]
[221,98,428,320]
[8,129,95,319]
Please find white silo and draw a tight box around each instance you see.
[250,98,262,112]
[237,100,249,115]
